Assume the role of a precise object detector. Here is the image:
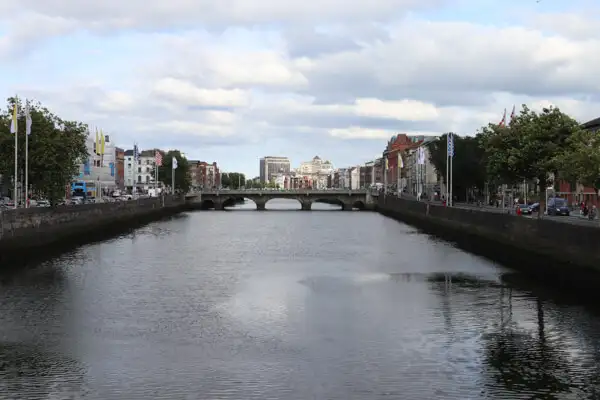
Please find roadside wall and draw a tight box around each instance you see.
[377,196,600,290]
[0,195,186,258]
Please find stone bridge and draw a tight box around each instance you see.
[186,189,374,210]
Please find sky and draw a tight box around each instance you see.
[1,0,599,177]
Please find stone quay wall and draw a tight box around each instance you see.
[0,196,186,261]
[377,196,600,292]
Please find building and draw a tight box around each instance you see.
[350,167,360,190]
[294,156,334,189]
[124,148,161,192]
[114,147,125,189]
[188,161,220,189]
[404,142,441,200]
[75,133,118,196]
[382,134,427,190]
[259,156,291,183]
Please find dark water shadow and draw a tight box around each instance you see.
[0,211,189,273]
[425,271,600,399]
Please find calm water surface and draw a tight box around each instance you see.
[1,199,600,399]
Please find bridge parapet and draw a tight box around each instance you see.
[186,189,374,210]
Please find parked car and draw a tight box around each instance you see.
[517,204,532,215]
[529,203,540,213]
[547,198,570,216]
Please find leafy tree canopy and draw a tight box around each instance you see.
[427,133,487,196]
[221,172,245,189]
[481,105,581,187]
[0,97,88,205]
[555,127,600,192]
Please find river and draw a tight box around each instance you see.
[0,199,599,399]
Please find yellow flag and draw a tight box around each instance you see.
[385,158,389,171]
[10,103,17,133]
[100,130,105,155]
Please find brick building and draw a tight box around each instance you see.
[188,161,221,189]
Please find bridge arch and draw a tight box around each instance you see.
[223,196,253,209]
[352,200,366,210]
[199,199,216,210]
[264,197,302,210]
[312,198,344,210]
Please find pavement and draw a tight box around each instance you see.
[395,196,599,228]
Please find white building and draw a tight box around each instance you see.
[296,156,334,189]
[75,133,117,195]
[350,166,361,190]
[124,149,160,191]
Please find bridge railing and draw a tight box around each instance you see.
[188,189,369,195]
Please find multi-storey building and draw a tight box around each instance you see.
[405,142,440,200]
[382,134,426,189]
[124,148,161,192]
[188,161,220,189]
[114,147,125,189]
[259,156,290,183]
[294,156,334,189]
[75,133,117,196]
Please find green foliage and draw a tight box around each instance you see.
[221,172,245,189]
[427,133,487,199]
[0,97,88,205]
[481,105,579,187]
[555,127,600,191]
[155,150,191,192]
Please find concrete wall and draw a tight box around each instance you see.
[377,196,600,292]
[0,196,186,259]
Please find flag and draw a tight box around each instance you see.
[385,158,389,170]
[172,157,178,169]
[95,128,100,155]
[133,144,139,161]
[418,147,426,165]
[25,101,32,135]
[10,102,17,133]
[509,105,516,124]
[498,109,507,127]
[398,152,404,169]
[100,130,105,155]
[155,150,162,166]
[447,133,454,157]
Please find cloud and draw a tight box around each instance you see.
[1,1,600,175]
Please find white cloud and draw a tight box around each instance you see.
[152,78,250,108]
[2,1,600,173]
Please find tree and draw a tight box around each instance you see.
[155,150,191,193]
[427,133,488,201]
[220,172,245,189]
[554,126,600,205]
[480,105,579,216]
[0,97,88,205]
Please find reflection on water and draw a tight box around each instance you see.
[1,209,600,398]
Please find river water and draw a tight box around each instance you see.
[1,199,600,399]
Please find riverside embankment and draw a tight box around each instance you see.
[377,196,600,292]
[0,195,186,264]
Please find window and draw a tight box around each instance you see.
[127,163,131,168]
[137,175,142,183]
[146,176,150,183]
[138,167,141,173]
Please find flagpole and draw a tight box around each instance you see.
[446,134,450,206]
[450,148,453,207]
[13,100,18,209]
[172,162,175,194]
[25,101,29,208]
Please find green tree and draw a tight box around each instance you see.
[155,150,191,193]
[0,97,88,205]
[221,172,245,189]
[427,133,488,201]
[480,105,579,216]
[554,126,600,205]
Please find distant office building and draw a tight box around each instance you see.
[259,156,291,183]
